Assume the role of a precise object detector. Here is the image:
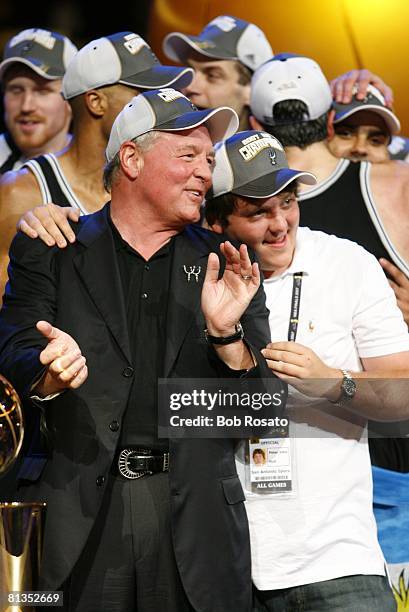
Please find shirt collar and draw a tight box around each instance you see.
[264,226,314,283]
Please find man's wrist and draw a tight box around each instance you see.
[204,321,238,337]
[204,323,244,346]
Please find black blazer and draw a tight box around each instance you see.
[0,205,276,612]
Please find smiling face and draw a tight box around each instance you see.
[211,187,299,278]
[135,126,215,228]
[183,55,250,128]
[253,449,265,464]
[328,110,390,163]
[3,64,72,157]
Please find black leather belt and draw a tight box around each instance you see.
[116,447,169,480]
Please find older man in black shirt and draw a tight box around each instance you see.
[0,90,279,611]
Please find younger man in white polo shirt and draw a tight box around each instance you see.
[205,130,409,611]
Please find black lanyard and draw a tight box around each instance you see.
[287,272,303,342]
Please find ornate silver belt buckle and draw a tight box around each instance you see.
[118,448,151,479]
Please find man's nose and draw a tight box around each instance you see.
[183,71,205,97]
[267,210,288,234]
[195,156,213,187]
[350,135,368,157]
[20,90,36,112]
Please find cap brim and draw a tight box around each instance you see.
[155,106,239,144]
[120,65,194,91]
[334,105,400,135]
[0,57,61,81]
[232,168,317,198]
[163,32,237,63]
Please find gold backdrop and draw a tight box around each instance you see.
[148,0,409,133]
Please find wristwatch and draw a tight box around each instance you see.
[204,322,244,345]
[331,369,357,407]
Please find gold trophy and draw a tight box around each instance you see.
[0,374,46,612]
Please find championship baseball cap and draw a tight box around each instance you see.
[0,28,77,81]
[251,54,333,126]
[163,15,273,72]
[62,32,194,100]
[208,130,316,199]
[332,84,400,135]
[106,88,239,163]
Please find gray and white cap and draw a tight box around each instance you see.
[208,130,316,199]
[106,88,239,163]
[163,15,273,72]
[63,31,194,100]
[332,84,400,135]
[0,28,77,81]
[251,54,333,126]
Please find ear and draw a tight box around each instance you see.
[327,109,336,139]
[119,141,143,180]
[249,115,264,131]
[242,83,251,107]
[83,89,108,118]
[63,100,73,129]
[207,220,225,234]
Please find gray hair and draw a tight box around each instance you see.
[103,131,160,192]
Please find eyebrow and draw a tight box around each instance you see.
[335,124,388,137]
[176,144,215,158]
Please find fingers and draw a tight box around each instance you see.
[17,218,38,239]
[330,69,394,107]
[49,354,86,381]
[36,205,74,248]
[354,69,372,100]
[46,354,87,391]
[18,209,56,246]
[36,320,59,341]
[204,252,220,284]
[365,74,393,107]
[17,204,78,248]
[221,242,260,286]
[330,70,359,103]
[379,258,407,285]
[70,364,88,389]
[37,321,80,366]
[265,341,306,355]
[262,347,305,368]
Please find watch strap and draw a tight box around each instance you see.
[204,322,244,345]
[330,369,356,407]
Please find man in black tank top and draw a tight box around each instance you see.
[0,28,77,174]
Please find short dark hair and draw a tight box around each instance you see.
[259,99,328,148]
[234,61,252,86]
[205,182,298,230]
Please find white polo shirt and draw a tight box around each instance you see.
[236,226,409,590]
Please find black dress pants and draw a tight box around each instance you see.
[64,472,194,612]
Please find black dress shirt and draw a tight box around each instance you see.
[110,217,172,451]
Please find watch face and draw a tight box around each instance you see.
[343,378,356,397]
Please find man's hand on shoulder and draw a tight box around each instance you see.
[34,320,88,397]
[17,203,80,247]
[379,258,409,326]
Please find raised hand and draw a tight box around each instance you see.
[201,241,260,335]
[34,320,88,396]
